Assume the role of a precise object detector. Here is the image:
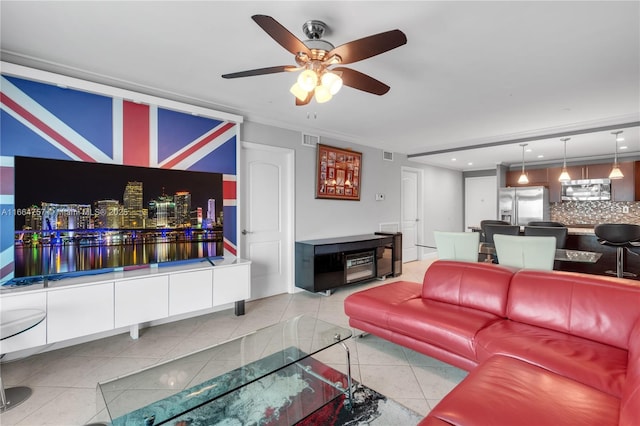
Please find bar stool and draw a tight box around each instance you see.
[479,220,510,243]
[527,221,565,227]
[594,223,640,278]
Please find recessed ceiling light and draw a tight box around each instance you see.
[467,162,473,166]
[451,158,457,161]
[537,154,544,158]
[620,145,628,150]
[525,148,532,153]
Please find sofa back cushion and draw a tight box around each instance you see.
[507,270,640,350]
[620,317,640,425]
[422,260,516,317]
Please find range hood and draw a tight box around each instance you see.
[561,178,611,201]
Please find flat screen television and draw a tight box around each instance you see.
[11,156,224,284]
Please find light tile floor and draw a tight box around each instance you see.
[0,259,467,425]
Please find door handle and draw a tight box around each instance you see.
[242,229,253,235]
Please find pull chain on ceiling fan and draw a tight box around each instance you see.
[222,15,407,105]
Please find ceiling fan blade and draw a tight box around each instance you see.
[329,30,407,65]
[252,15,311,56]
[222,65,298,79]
[295,90,314,106]
[333,67,390,95]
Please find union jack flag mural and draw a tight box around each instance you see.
[0,73,240,284]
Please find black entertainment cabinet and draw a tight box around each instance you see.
[295,233,402,294]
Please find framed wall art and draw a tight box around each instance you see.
[315,143,361,201]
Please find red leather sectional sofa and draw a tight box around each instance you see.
[344,260,640,425]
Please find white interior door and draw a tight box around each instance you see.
[464,176,497,230]
[401,168,422,262]
[241,143,294,299]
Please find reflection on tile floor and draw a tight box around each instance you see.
[0,258,467,426]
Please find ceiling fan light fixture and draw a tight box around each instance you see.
[314,84,332,103]
[290,82,309,101]
[321,72,343,95]
[297,69,318,92]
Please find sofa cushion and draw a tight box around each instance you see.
[418,416,453,426]
[507,270,640,350]
[343,280,422,329]
[475,319,628,397]
[426,355,620,426]
[620,317,640,426]
[422,260,516,317]
[387,298,502,361]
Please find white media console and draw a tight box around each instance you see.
[0,258,251,356]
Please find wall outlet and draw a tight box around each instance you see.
[375,193,385,201]
[623,205,630,213]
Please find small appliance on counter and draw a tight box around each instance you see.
[561,179,611,201]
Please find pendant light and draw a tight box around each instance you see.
[609,131,624,180]
[558,137,571,182]
[517,143,529,184]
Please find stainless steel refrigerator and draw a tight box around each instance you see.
[498,186,549,226]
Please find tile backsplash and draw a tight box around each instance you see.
[551,201,640,225]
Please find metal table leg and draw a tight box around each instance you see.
[0,375,33,413]
[339,341,353,407]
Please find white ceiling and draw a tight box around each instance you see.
[1,1,639,171]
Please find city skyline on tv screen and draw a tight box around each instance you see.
[14,156,223,230]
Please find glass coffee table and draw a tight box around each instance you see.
[97,315,353,425]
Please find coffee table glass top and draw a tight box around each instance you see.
[97,315,352,425]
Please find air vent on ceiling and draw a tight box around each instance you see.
[302,133,319,147]
[382,151,394,161]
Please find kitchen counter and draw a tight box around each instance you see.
[567,227,595,235]
[468,226,595,236]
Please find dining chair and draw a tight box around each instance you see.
[523,226,568,249]
[483,224,520,245]
[479,220,510,243]
[493,234,556,270]
[434,231,480,262]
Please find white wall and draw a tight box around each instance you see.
[422,165,465,249]
[242,121,403,240]
[242,121,464,251]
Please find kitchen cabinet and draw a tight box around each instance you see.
[612,161,635,201]
[528,161,637,202]
[505,168,548,187]
[581,163,611,180]
[636,161,640,201]
[547,167,562,203]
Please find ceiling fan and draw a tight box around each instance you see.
[222,15,407,105]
